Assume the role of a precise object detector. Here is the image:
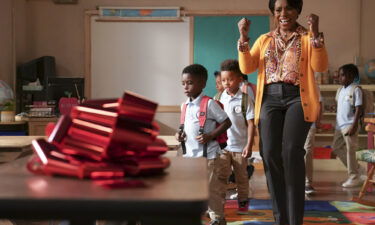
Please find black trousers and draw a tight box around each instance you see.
[258,83,311,225]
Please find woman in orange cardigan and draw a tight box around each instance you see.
[237,0,328,225]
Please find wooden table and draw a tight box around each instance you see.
[0,136,45,148]
[0,136,44,163]
[0,155,208,225]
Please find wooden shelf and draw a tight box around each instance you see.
[316,133,368,138]
[319,84,375,91]
[364,118,375,123]
[0,121,26,125]
[322,112,336,116]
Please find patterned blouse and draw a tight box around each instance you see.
[264,25,307,86]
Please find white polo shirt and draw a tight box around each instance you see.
[182,93,228,159]
[219,89,254,153]
[336,83,362,130]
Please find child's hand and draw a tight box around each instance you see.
[175,131,186,142]
[345,125,358,136]
[242,145,252,158]
[238,18,251,42]
[307,14,319,37]
[196,133,213,144]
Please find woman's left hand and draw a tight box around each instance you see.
[307,14,319,37]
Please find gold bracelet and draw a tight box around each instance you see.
[237,39,250,52]
[310,32,324,48]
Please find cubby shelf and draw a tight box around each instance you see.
[317,84,374,148]
[315,133,368,138]
[319,84,375,91]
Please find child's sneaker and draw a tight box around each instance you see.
[305,184,316,195]
[229,192,238,200]
[237,200,249,214]
[209,219,227,225]
[342,176,363,188]
[205,210,210,218]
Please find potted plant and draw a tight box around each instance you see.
[1,99,15,122]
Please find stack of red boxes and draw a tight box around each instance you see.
[27,92,170,180]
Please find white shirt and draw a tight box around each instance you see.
[336,83,362,130]
[219,89,254,153]
[182,93,228,159]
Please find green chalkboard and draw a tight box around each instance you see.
[193,15,270,97]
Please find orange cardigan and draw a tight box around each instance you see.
[239,32,328,125]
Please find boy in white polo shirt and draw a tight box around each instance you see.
[217,59,255,214]
[176,64,231,225]
[333,63,363,188]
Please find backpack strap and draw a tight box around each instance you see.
[213,91,223,101]
[241,92,248,127]
[241,83,248,94]
[199,96,210,157]
[350,85,366,128]
[249,83,257,97]
[348,84,360,106]
[179,103,188,155]
[336,85,360,106]
[352,85,364,117]
[241,81,257,99]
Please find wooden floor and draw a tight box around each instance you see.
[249,168,375,202]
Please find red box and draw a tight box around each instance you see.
[313,147,332,159]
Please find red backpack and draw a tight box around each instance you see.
[179,96,228,157]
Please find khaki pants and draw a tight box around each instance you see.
[332,126,359,179]
[207,158,226,220]
[304,127,316,185]
[217,150,249,202]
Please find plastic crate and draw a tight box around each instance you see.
[313,147,332,159]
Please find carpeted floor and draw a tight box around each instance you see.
[203,199,375,225]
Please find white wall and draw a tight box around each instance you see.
[10,0,375,86]
[0,0,14,87]
[0,0,373,134]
